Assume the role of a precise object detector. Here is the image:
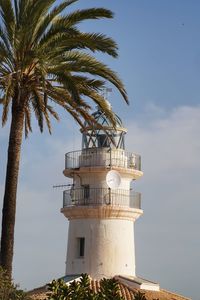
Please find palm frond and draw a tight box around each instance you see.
[18,0,30,25]
[56,8,113,27]
[38,26,79,50]
[46,105,59,121]
[32,0,78,43]
[42,32,118,58]
[64,105,84,128]
[31,89,44,132]
[45,81,89,109]
[78,88,117,127]
[43,108,52,134]
[50,51,128,103]
[38,7,113,50]
[70,32,118,57]
[24,103,32,138]
[2,95,11,126]
[0,41,14,72]
[54,72,81,103]
[1,74,14,126]
[13,0,19,25]
[0,25,11,53]
[68,76,105,91]
[0,0,15,44]
[16,0,55,54]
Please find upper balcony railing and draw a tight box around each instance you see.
[65,148,141,171]
[63,188,141,209]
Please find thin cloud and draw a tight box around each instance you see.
[127,105,200,299]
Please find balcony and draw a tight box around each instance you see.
[65,148,141,171]
[63,188,141,209]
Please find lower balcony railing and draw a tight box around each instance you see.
[63,188,141,209]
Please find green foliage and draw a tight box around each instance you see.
[0,267,31,300]
[0,267,13,300]
[133,290,147,300]
[0,0,128,136]
[98,277,124,300]
[46,279,70,300]
[46,274,124,300]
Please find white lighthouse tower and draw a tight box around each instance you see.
[30,103,190,298]
[61,103,143,280]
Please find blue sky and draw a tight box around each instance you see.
[0,1,200,299]
[71,0,200,113]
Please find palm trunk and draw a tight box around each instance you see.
[0,102,24,279]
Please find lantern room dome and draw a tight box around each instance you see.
[81,103,127,150]
[92,106,123,128]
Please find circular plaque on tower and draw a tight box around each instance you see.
[106,170,121,189]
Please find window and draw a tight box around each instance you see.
[97,134,110,147]
[77,237,85,258]
[83,185,90,199]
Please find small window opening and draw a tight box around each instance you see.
[77,237,85,258]
[97,134,110,147]
[83,185,90,199]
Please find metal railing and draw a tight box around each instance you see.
[65,148,141,171]
[63,188,141,209]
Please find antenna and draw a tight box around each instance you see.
[53,184,73,189]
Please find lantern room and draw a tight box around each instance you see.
[81,103,127,150]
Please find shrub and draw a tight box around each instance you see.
[46,274,124,300]
[133,290,147,300]
[0,267,30,300]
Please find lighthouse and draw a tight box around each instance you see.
[31,103,191,299]
[30,104,191,299]
[61,102,144,280]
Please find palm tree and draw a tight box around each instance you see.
[0,0,128,278]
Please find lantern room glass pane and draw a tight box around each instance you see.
[82,106,126,150]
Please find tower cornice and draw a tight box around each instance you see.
[63,166,143,180]
[61,205,143,221]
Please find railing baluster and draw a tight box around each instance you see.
[63,188,141,210]
[65,149,141,171]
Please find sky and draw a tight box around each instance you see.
[0,0,200,299]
